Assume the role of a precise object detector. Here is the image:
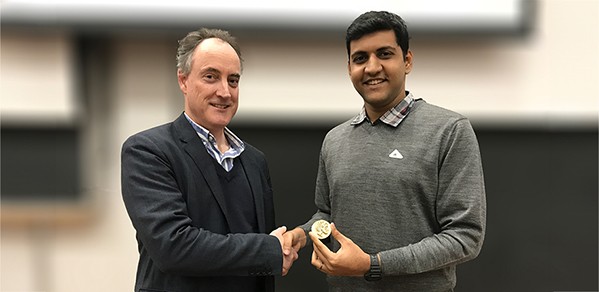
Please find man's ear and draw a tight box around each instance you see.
[404,50,413,74]
[177,70,188,94]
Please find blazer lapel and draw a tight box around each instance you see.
[239,154,267,233]
[174,114,232,229]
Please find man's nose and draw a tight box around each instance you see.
[364,57,382,74]
[216,80,231,98]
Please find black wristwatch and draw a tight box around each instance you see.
[364,253,382,281]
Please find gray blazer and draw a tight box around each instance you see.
[121,113,281,292]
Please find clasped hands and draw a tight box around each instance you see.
[271,223,370,276]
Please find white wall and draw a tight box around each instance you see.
[235,0,598,125]
[1,1,597,291]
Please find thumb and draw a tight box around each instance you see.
[330,223,351,245]
[270,226,287,237]
[282,230,293,256]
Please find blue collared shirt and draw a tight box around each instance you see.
[351,92,415,127]
[184,113,245,172]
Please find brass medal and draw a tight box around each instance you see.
[311,220,331,239]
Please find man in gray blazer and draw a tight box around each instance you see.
[121,28,296,292]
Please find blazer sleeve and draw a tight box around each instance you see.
[121,131,283,277]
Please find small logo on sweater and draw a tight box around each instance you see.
[389,149,403,159]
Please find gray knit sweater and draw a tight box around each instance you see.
[301,99,486,291]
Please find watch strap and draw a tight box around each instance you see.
[364,253,382,281]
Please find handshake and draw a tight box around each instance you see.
[269,221,371,277]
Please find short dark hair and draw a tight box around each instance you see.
[176,28,242,75]
[345,11,410,59]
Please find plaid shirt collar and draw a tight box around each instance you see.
[184,113,245,157]
[351,92,415,127]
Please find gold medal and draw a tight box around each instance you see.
[311,220,331,239]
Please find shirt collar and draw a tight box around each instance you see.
[184,113,245,153]
[351,92,415,127]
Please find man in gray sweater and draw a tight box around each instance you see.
[283,11,486,291]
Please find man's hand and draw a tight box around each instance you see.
[309,223,370,276]
[270,226,299,276]
[282,227,307,256]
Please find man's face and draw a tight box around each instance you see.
[348,30,412,120]
[178,38,241,133]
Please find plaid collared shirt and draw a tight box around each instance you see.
[350,92,416,127]
[184,113,245,172]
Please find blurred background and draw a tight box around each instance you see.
[1,0,597,291]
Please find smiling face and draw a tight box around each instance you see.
[348,30,413,121]
[178,38,241,134]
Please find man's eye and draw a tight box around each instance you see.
[204,74,219,82]
[352,55,367,64]
[378,51,393,58]
[228,79,239,87]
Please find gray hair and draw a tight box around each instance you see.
[176,28,243,75]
